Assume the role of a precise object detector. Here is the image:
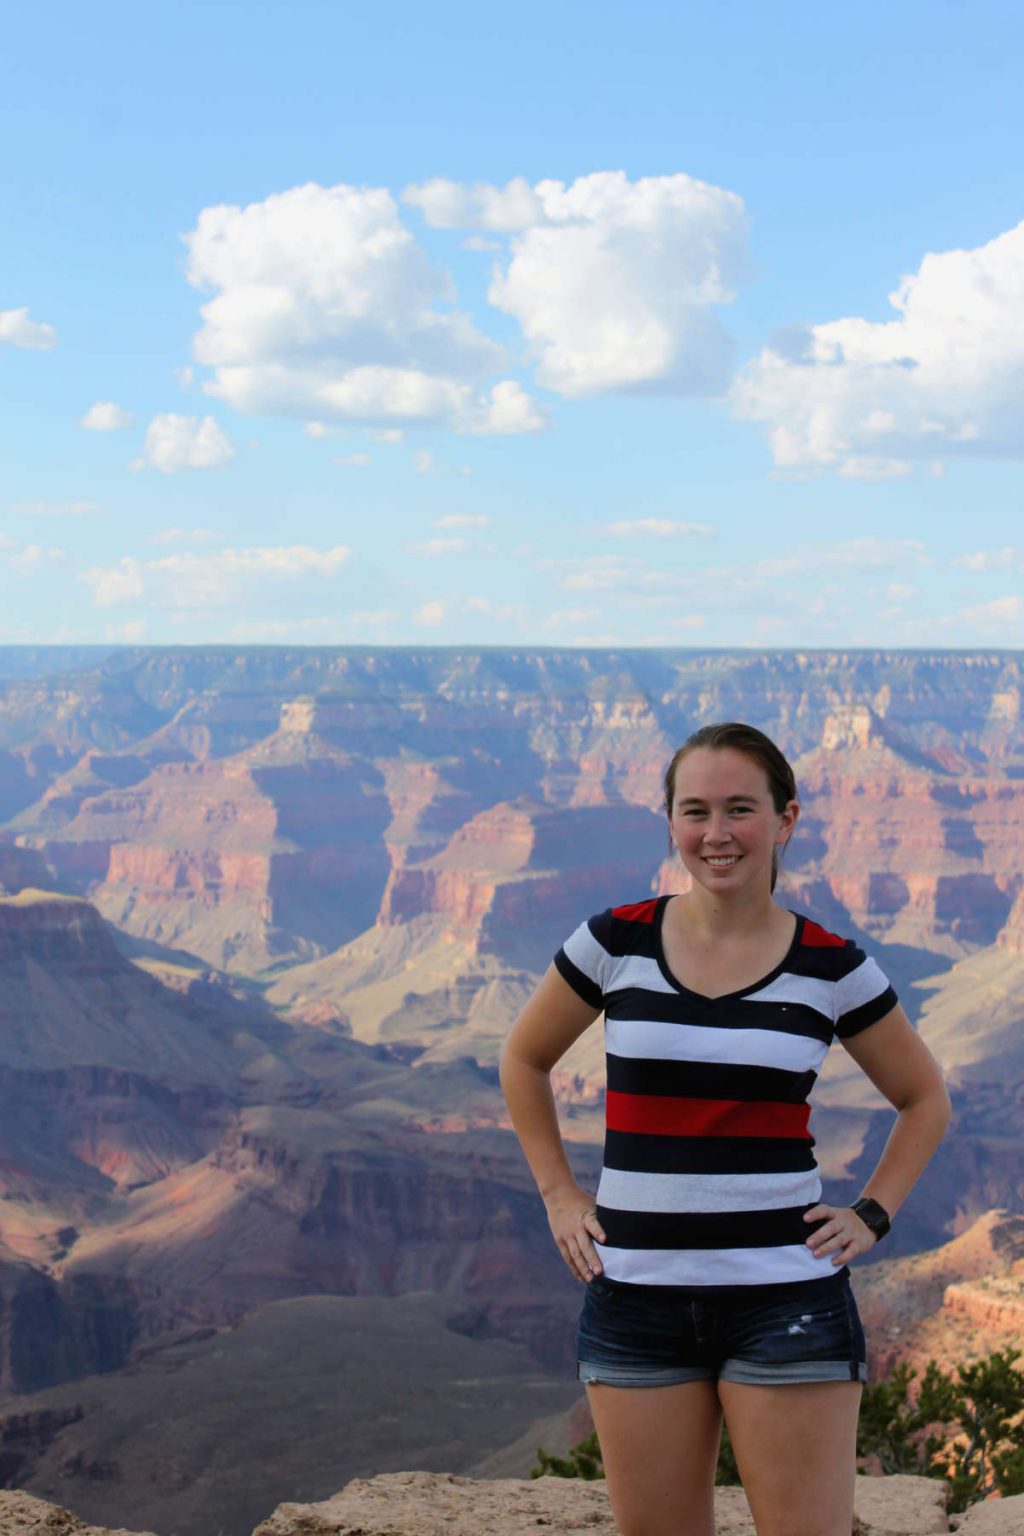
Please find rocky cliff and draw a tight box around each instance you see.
[7,1469,1024,1536]
[5,649,1023,978]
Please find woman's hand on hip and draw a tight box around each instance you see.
[803,1202,877,1264]
[545,1184,607,1282]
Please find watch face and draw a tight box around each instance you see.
[855,1199,890,1234]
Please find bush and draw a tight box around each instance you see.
[534,1347,1024,1513]
[530,1421,740,1484]
[858,1346,1024,1512]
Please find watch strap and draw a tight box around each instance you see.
[851,1196,891,1240]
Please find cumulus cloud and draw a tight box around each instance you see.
[80,401,134,431]
[336,452,371,467]
[434,514,489,528]
[138,413,235,473]
[0,307,57,349]
[607,518,715,539]
[733,218,1024,471]
[182,182,543,435]
[416,600,447,625]
[80,543,350,609]
[405,171,748,398]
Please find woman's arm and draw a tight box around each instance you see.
[804,1002,953,1264]
[499,964,606,1281]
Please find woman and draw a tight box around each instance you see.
[499,722,951,1536]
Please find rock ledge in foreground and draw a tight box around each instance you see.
[253,1469,954,1536]
[0,1488,159,1536]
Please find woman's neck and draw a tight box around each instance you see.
[671,883,782,942]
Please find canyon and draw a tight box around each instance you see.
[0,646,1022,1535]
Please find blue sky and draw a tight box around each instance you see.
[3,0,1023,646]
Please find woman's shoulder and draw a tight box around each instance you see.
[563,897,663,950]
[785,909,887,979]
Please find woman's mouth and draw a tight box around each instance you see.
[704,855,741,867]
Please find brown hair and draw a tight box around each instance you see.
[663,721,798,893]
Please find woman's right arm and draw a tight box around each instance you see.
[499,964,607,1282]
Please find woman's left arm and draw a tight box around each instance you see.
[803,1003,953,1265]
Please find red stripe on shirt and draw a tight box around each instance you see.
[612,899,658,923]
[606,1090,812,1140]
[800,919,844,947]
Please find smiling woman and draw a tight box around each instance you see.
[499,719,952,1536]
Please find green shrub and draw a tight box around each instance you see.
[534,1347,1024,1513]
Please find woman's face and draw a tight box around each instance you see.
[667,746,798,895]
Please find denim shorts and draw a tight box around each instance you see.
[576,1269,867,1387]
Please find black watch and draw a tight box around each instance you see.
[851,1197,891,1242]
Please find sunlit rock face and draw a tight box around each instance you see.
[5,649,1022,977]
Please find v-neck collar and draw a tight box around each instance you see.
[652,895,804,1004]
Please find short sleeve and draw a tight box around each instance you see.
[553,912,611,1010]
[834,945,899,1039]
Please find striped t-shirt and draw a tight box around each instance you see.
[554,897,898,1297]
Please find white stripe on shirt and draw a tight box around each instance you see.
[605,1017,829,1074]
[596,1241,841,1288]
[596,1167,822,1214]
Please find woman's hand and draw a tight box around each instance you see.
[545,1184,607,1282]
[803,1202,877,1264]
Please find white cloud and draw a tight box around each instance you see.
[953,546,1022,572]
[465,595,519,621]
[80,401,134,431]
[183,182,542,436]
[416,600,447,625]
[336,452,371,467]
[554,537,932,603]
[0,307,57,350]
[836,457,912,481]
[733,218,1024,470]
[463,379,547,434]
[959,595,1023,627]
[138,413,235,473]
[174,365,194,388]
[105,620,147,642]
[13,500,99,518]
[80,543,350,609]
[404,172,749,398]
[434,514,489,528]
[403,176,545,231]
[9,544,66,573]
[607,518,715,539]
